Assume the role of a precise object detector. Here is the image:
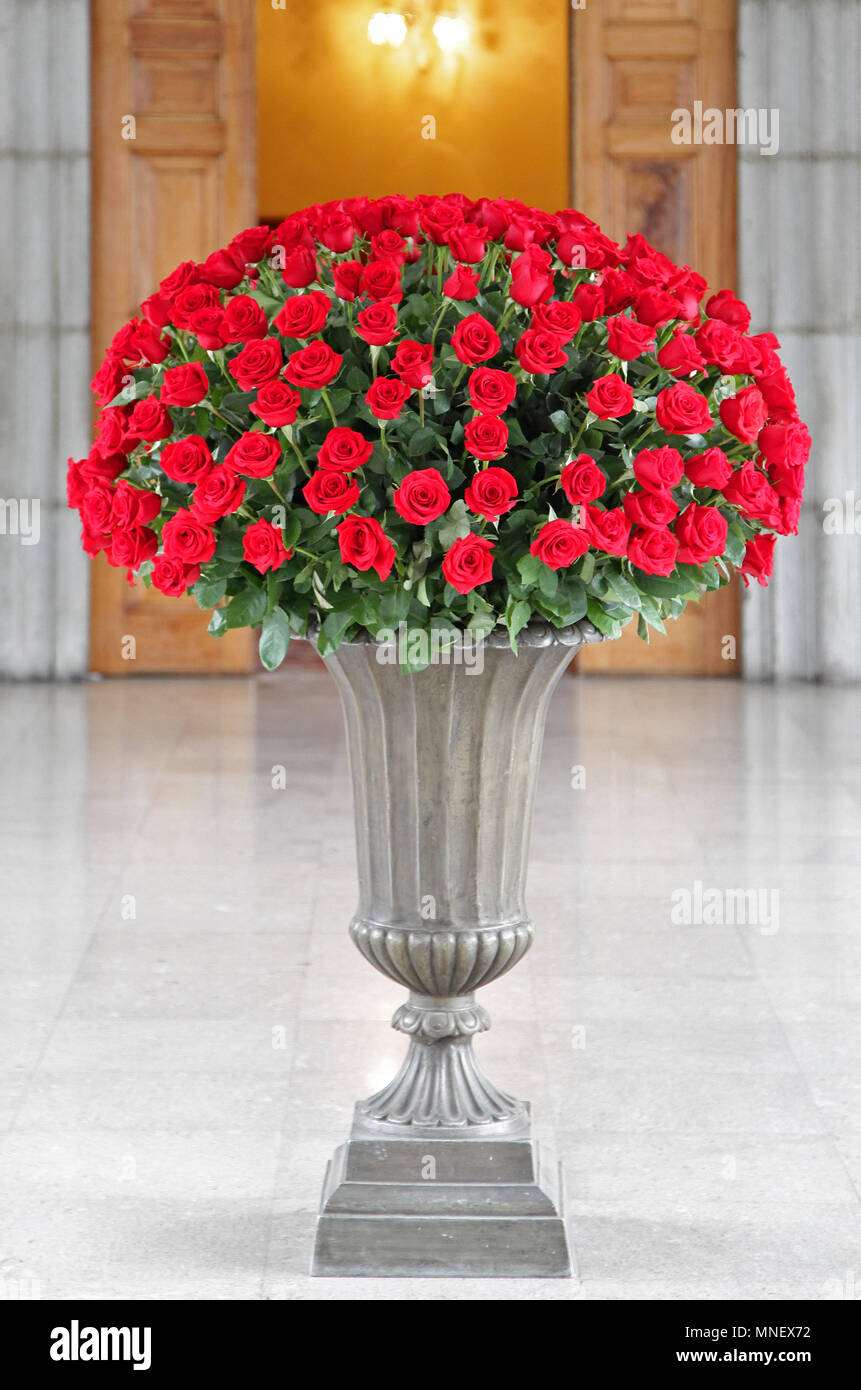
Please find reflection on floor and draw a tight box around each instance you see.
[1,671,860,1301]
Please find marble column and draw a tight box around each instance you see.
[738,0,861,680]
[0,0,90,678]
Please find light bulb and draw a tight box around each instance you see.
[432,14,469,53]
[368,11,408,47]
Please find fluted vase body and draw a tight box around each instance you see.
[323,622,596,1133]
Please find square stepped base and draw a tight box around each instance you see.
[311,1125,572,1277]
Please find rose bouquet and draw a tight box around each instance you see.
[70,194,809,669]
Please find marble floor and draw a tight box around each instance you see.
[0,669,860,1301]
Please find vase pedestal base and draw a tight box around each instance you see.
[311,1108,572,1278]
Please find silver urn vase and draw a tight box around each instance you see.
[311,619,603,1277]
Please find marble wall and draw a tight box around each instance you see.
[739,0,861,679]
[0,0,90,678]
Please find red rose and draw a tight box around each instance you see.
[228,338,283,391]
[464,465,517,518]
[356,303,399,346]
[249,380,301,428]
[464,416,509,462]
[655,382,713,435]
[80,446,127,486]
[420,197,463,244]
[705,289,751,333]
[632,446,684,492]
[371,229,407,264]
[230,225,274,264]
[738,533,775,587]
[337,515,395,580]
[721,462,781,526]
[221,294,268,343]
[109,525,158,570]
[442,534,495,594]
[283,341,342,390]
[303,469,360,515]
[757,420,811,470]
[318,211,356,255]
[198,246,245,289]
[95,406,135,456]
[515,329,568,375]
[561,454,607,505]
[571,282,606,320]
[159,260,199,301]
[657,331,705,378]
[171,283,221,329]
[274,291,331,339]
[451,313,501,365]
[719,385,768,444]
[317,426,373,471]
[192,466,246,522]
[332,260,363,301]
[319,210,356,253]
[393,468,451,524]
[530,519,589,569]
[767,458,805,500]
[281,247,318,288]
[161,510,217,564]
[586,374,634,419]
[111,481,161,528]
[756,368,797,422]
[447,222,488,263]
[695,320,758,374]
[243,518,290,574]
[360,259,403,303]
[159,361,209,408]
[674,504,729,564]
[531,300,581,343]
[583,505,631,555]
[627,525,679,576]
[391,340,434,390]
[623,490,678,528]
[127,396,172,442]
[80,484,114,535]
[366,377,411,420]
[159,435,214,485]
[225,431,282,479]
[685,447,733,489]
[66,458,89,509]
[509,246,554,306]
[748,332,782,376]
[633,288,680,327]
[443,265,480,300]
[468,367,517,415]
[187,307,226,350]
[606,316,657,360]
[151,554,201,596]
[90,355,127,406]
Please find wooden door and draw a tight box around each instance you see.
[572,0,740,675]
[89,0,257,673]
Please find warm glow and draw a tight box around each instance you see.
[432,14,470,53]
[367,11,408,47]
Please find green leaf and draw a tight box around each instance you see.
[191,575,227,609]
[258,607,291,671]
[317,608,356,656]
[517,553,542,586]
[549,409,570,434]
[207,608,228,638]
[604,570,642,611]
[585,598,622,639]
[224,584,268,630]
[407,427,440,458]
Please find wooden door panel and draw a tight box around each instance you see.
[89,0,256,674]
[572,0,740,676]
